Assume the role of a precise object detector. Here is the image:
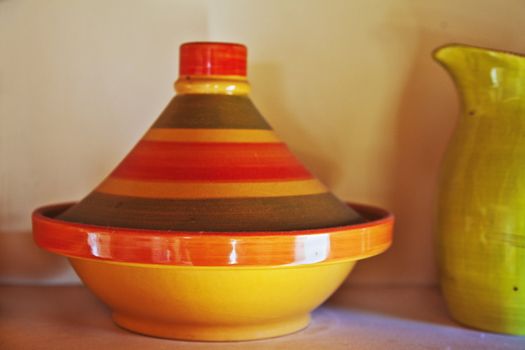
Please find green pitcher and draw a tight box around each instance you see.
[434,44,525,335]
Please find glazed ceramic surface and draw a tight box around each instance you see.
[69,258,355,341]
[34,201,392,341]
[33,203,392,266]
[56,42,362,232]
[435,44,525,335]
[32,42,394,341]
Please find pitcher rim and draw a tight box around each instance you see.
[433,43,525,61]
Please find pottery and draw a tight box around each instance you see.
[32,42,394,341]
[435,44,525,335]
[34,202,392,341]
[56,42,363,232]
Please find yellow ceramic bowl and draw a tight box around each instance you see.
[70,258,355,341]
[33,202,393,341]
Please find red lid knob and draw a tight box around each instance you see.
[179,42,247,77]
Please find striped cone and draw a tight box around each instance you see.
[58,42,363,231]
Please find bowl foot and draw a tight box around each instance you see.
[112,312,311,341]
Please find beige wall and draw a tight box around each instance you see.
[1,0,523,285]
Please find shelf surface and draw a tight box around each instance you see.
[1,285,524,349]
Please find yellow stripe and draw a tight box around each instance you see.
[143,128,280,143]
[96,178,327,199]
[175,76,250,95]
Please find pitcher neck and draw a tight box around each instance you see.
[174,42,251,96]
[434,44,525,111]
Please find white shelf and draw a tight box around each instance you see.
[1,285,523,349]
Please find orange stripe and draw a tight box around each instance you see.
[143,128,280,143]
[111,141,312,181]
[96,178,327,199]
[33,202,394,267]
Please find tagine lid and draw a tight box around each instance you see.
[50,41,364,232]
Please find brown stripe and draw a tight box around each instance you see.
[153,95,272,130]
[57,192,363,232]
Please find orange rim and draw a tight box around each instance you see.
[32,203,393,267]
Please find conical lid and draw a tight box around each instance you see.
[57,42,364,232]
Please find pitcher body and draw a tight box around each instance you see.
[435,44,525,334]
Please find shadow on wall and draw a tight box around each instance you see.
[250,62,346,189]
[328,285,455,327]
[0,231,79,284]
[348,32,459,286]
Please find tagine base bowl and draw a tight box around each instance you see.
[33,202,393,341]
[71,258,354,341]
